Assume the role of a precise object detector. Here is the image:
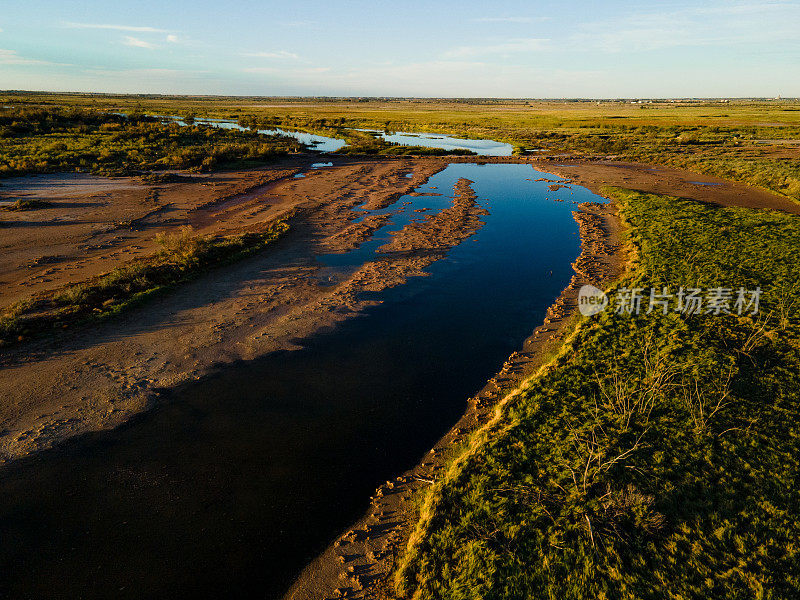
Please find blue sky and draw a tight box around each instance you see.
[1,0,798,97]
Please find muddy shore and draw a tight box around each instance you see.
[0,158,448,464]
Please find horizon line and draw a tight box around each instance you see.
[1,90,797,102]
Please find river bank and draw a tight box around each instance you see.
[0,157,446,465]
[0,155,794,599]
[282,156,800,600]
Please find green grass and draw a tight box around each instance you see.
[0,220,289,348]
[394,189,800,599]
[0,106,302,178]
[4,94,799,203]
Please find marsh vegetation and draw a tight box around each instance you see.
[3,95,798,202]
[0,106,302,178]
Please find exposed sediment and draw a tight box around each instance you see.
[323,213,395,253]
[314,178,489,311]
[540,203,620,327]
[0,158,449,466]
[378,178,488,255]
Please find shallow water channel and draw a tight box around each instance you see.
[0,164,607,599]
[169,116,513,155]
[172,117,348,153]
[357,128,514,156]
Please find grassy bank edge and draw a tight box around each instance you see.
[390,190,637,594]
[390,185,800,598]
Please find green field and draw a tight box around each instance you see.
[0,105,302,178]
[2,94,799,201]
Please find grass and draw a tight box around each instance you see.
[0,220,289,348]
[0,106,302,178]
[3,94,798,202]
[2,93,800,596]
[0,198,50,211]
[393,189,800,599]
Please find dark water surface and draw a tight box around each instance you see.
[0,164,606,599]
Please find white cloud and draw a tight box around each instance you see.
[166,34,179,43]
[695,1,800,15]
[10,67,215,95]
[242,50,299,60]
[572,2,800,53]
[443,38,549,58]
[63,21,169,33]
[0,48,60,66]
[239,59,605,98]
[242,66,278,74]
[283,20,318,27]
[243,66,329,74]
[83,67,205,77]
[123,36,157,49]
[472,16,547,23]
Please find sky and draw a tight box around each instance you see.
[0,0,798,97]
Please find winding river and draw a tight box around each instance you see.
[169,116,512,155]
[0,163,607,599]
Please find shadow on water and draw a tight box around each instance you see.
[0,164,606,599]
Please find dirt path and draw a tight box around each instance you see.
[542,159,800,215]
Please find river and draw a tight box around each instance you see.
[0,163,606,599]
